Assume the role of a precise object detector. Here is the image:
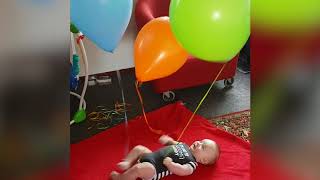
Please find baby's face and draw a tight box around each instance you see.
[190,139,219,165]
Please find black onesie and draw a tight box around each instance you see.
[139,143,198,180]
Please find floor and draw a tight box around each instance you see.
[71,69,250,144]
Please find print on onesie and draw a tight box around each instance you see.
[139,143,198,180]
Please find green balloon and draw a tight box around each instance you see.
[169,0,250,62]
[252,0,320,32]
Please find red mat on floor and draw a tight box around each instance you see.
[71,102,250,180]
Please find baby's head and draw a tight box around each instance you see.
[190,139,219,165]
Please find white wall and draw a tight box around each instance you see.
[78,0,138,76]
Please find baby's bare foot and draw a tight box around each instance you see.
[110,171,120,180]
[117,161,130,170]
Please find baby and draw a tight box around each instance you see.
[110,135,220,180]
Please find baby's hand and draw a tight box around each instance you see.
[159,135,174,145]
[163,157,173,166]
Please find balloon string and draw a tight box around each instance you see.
[135,81,163,135]
[177,63,227,141]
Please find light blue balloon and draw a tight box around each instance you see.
[71,0,133,52]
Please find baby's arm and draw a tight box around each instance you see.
[163,157,194,176]
[159,135,179,145]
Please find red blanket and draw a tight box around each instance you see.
[71,102,250,180]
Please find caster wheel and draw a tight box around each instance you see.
[162,91,175,102]
[224,78,234,88]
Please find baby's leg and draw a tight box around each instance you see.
[118,145,152,170]
[111,162,155,180]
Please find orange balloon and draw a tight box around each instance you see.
[134,17,189,82]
